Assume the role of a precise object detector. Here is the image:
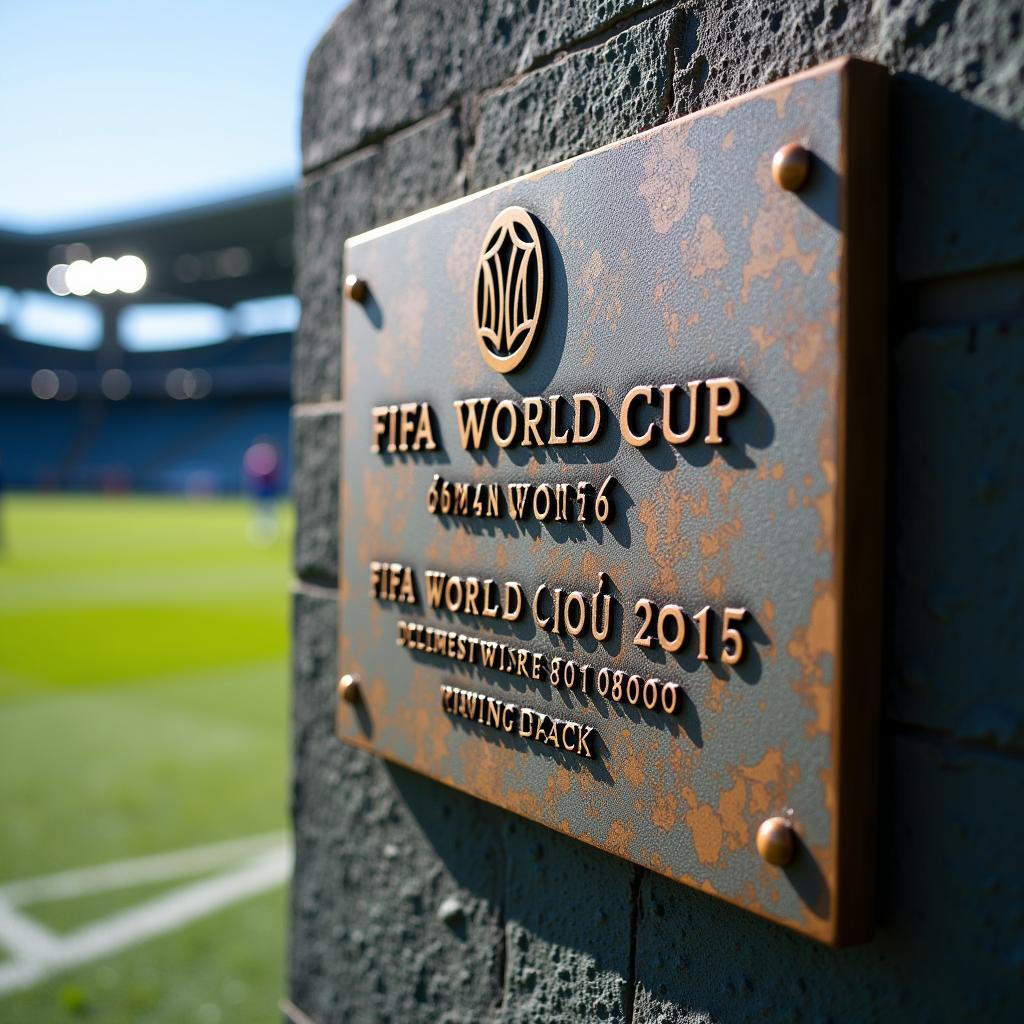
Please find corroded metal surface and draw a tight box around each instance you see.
[337,58,887,944]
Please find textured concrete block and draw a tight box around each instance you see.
[302,0,654,171]
[470,10,679,190]
[290,587,507,1024]
[668,0,874,118]
[890,70,1024,280]
[501,817,635,1023]
[888,321,1024,751]
[293,150,378,405]
[373,109,464,226]
[632,733,1024,1023]
[292,409,340,585]
[880,0,1024,278]
[302,0,525,171]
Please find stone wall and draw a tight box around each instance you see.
[290,2,1024,1020]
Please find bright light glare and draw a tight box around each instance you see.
[46,264,70,296]
[91,256,119,294]
[47,254,147,296]
[121,303,229,350]
[65,259,94,296]
[13,291,101,348]
[116,254,147,294]
[234,294,299,336]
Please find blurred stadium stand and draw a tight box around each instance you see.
[0,188,293,493]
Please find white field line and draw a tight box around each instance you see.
[0,831,287,904]
[0,841,291,996]
[0,901,61,961]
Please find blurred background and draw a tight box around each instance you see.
[0,3,343,1020]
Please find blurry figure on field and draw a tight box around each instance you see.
[243,438,282,545]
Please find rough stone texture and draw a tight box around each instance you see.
[373,110,464,226]
[291,588,507,1024]
[668,0,876,118]
[470,10,679,190]
[500,818,635,1023]
[293,1,1024,1020]
[889,68,1024,280]
[293,150,377,404]
[292,410,340,586]
[302,0,658,171]
[889,321,1024,749]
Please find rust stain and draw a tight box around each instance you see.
[605,819,636,858]
[618,731,645,788]
[760,598,778,663]
[788,581,836,736]
[749,324,774,351]
[770,83,794,119]
[704,672,732,714]
[686,802,723,865]
[636,471,693,594]
[579,550,602,583]
[756,461,786,483]
[357,465,414,566]
[543,766,572,812]
[664,307,682,349]
[719,776,750,851]
[680,213,729,280]
[789,321,825,374]
[815,420,837,555]
[740,157,818,303]
[638,125,698,234]
[682,747,800,870]
[576,249,633,349]
[650,777,680,833]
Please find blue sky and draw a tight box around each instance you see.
[0,0,344,231]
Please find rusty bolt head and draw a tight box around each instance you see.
[756,816,796,866]
[771,142,811,192]
[337,673,361,704]
[344,273,367,303]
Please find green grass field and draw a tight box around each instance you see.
[0,495,292,1023]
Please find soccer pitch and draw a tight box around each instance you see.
[0,495,292,1023]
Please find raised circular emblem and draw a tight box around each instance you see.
[473,206,546,374]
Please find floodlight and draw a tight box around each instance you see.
[92,256,119,295]
[65,259,94,296]
[116,255,147,294]
[46,264,71,296]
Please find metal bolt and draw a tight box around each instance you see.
[337,673,361,704]
[344,273,367,303]
[771,142,811,192]
[756,816,796,866]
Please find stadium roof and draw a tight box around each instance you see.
[0,185,294,307]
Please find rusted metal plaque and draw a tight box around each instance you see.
[337,58,887,944]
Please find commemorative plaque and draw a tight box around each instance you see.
[336,58,887,944]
